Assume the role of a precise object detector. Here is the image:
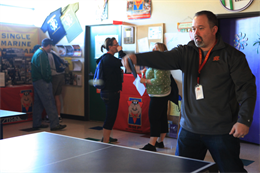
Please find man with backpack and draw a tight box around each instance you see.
[31,38,67,131]
[47,49,67,123]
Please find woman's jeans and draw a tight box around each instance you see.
[100,90,120,130]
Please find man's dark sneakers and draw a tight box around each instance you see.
[140,143,157,152]
[155,141,165,148]
[101,137,118,143]
[46,117,62,123]
[33,124,49,129]
[50,124,67,131]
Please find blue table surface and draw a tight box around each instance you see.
[0,109,26,118]
[0,132,217,173]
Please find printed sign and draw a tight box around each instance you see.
[0,24,39,56]
[128,97,143,127]
[127,0,151,20]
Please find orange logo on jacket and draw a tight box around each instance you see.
[213,56,220,61]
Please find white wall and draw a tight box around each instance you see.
[12,0,259,116]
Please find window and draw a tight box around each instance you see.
[0,4,35,25]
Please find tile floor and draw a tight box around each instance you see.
[2,118,260,173]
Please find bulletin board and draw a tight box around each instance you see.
[135,23,164,53]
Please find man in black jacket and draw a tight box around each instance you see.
[122,11,256,172]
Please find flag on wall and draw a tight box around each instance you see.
[61,2,83,43]
[0,24,39,55]
[127,0,151,20]
[41,8,67,45]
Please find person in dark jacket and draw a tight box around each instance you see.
[96,37,126,143]
[121,11,256,172]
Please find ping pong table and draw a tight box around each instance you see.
[0,109,26,139]
[0,132,218,173]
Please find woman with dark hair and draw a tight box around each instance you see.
[140,43,171,151]
[96,37,126,143]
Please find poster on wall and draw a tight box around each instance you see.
[0,24,39,56]
[127,0,151,20]
[95,0,108,21]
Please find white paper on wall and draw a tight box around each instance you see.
[137,37,149,53]
[148,26,162,39]
[164,32,192,50]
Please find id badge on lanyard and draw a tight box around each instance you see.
[195,84,204,100]
[196,41,217,100]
